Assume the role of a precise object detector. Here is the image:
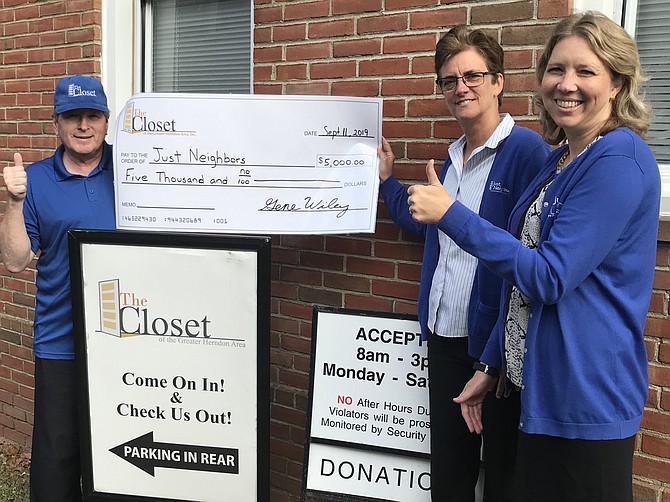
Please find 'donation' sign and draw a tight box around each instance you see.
[303,308,431,502]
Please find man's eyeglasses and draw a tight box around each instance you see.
[435,71,499,93]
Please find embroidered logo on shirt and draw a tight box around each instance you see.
[489,181,510,194]
[548,196,563,218]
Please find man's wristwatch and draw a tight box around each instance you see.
[473,361,499,378]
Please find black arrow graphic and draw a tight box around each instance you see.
[110,431,239,477]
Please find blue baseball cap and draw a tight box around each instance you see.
[54,75,109,114]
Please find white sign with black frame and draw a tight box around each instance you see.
[69,230,270,502]
[303,308,431,502]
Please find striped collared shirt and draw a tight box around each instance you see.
[428,113,515,338]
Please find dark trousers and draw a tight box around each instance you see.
[515,432,635,502]
[428,333,520,502]
[30,357,82,502]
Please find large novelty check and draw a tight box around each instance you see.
[113,94,383,234]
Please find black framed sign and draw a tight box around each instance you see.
[302,307,431,502]
[68,230,270,502]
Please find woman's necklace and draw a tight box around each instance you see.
[556,148,570,171]
[556,135,602,172]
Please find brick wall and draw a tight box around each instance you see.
[637,219,670,501]
[0,0,668,501]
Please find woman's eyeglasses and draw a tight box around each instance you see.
[435,71,499,93]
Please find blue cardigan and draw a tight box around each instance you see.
[380,125,549,357]
[440,128,660,440]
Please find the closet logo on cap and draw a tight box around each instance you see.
[68,83,97,98]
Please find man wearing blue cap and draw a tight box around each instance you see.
[0,75,115,501]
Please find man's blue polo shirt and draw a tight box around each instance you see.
[23,142,116,359]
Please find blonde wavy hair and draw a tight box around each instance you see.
[536,11,651,144]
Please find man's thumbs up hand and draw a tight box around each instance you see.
[3,153,28,203]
